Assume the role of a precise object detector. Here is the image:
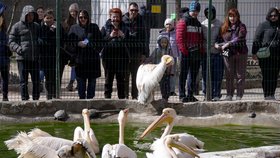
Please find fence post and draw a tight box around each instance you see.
[56,0,61,98]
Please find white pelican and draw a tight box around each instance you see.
[146,134,200,158]
[74,109,100,154]
[136,55,174,104]
[140,108,204,157]
[101,109,137,158]
[5,132,96,158]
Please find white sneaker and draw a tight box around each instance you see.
[224,95,232,101]
[236,96,242,100]
[212,97,220,101]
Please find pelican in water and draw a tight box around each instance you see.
[136,55,174,104]
[140,108,204,157]
[146,134,200,158]
[74,108,100,154]
[5,132,96,158]
[101,109,137,158]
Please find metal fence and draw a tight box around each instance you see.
[1,0,280,101]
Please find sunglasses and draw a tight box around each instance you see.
[270,14,278,18]
[79,16,88,19]
[130,9,139,12]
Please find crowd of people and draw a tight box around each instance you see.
[0,1,279,102]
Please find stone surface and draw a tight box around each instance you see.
[0,99,279,127]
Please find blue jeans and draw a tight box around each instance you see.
[70,68,76,81]
[201,54,224,98]
[39,70,45,82]
[76,77,96,99]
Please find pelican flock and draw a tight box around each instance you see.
[5,108,98,158]
[136,55,174,104]
[101,108,137,158]
[140,108,203,158]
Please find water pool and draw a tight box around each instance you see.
[1,122,279,158]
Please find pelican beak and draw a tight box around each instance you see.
[139,113,173,139]
[123,108,129,114]
[169,141,200,158]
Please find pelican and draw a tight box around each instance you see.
[101,109,137,158]
[140,108,204,157]
[5,132,96,158]
[74,109,100,154]
[136,55,174,104]
[146,134,200,158]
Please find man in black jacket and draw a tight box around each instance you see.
[123,2,146,99]
[9,5,41,100]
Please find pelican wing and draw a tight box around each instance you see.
[5,132,60,158]
[32,136,73,151]
[136,64,157,92]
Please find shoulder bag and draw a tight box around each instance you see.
[257,27,278,58]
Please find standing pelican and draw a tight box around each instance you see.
[74,109,100,154]
[5,132,96,158]
[140,108,204,157]
[136,55,174,104]
[146,134,200,158]
[101,109,137,158]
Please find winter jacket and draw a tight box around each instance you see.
[176,13,204,56]
[122,12,146,58]
[8,5,41,61]
[68,23,103,78]
[201,18,223,54]
[252,21,280,57]
[40,22,56,69]
[101,19,130,72]
[145,35,172,75]
[221,22,248,55]
[159,28,179,57]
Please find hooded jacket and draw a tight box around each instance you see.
[8,5,41,61]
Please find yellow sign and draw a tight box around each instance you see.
[151,5,161,13]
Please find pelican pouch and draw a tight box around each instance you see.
[188,46,201,59]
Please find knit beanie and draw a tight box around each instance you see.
[0,2,6,15]
[69,3,79,12]
[164,18,174,27]
[189,1,201,12]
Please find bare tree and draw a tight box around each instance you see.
[7,0,20,33]
[225,0,238,15]
[175,0,181,22]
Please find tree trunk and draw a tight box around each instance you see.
[175,0,181,21]
[225,0,238,15]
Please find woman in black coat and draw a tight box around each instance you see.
[252,7,280,100]
[68,10,103,99]
[101,8,130,99]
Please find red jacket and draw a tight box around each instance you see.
[176,16,204,56]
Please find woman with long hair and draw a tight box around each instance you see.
[218,8,248,101]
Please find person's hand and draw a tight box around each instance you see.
[214,43,222,50]
[118,30,125,38]
[110,30,118,37]
[78,41,87,48]
[252,54,258,60]
[222,42,230,50]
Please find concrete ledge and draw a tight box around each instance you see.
[0,99,279,127]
